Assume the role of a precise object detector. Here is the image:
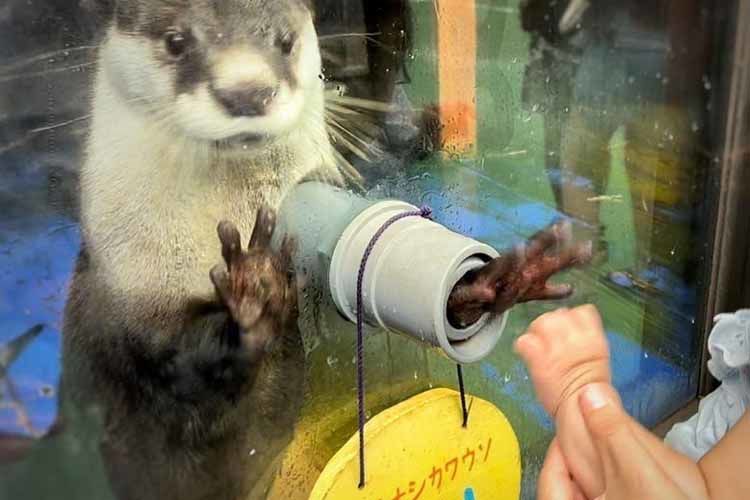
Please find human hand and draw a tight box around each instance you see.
[575,383,693,500]
[536,383,695,500]
[537,438,587,500]
[514,305,610,418]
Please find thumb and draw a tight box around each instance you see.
[579,383,641,484]
[578,383,629,444]
[579,384,686,499]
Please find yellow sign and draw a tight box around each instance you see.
[309,388,521,500]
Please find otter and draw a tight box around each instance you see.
[63,1,335,499]
[57,1,590,499]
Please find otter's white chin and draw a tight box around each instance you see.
[173,83,305,141]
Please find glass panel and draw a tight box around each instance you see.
[0,0,730,499]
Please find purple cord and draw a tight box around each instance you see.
[355,205,431,488]
[353,204,471,489]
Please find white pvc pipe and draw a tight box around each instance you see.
[278,182,509,364]
[328,201,509,364]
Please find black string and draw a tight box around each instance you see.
[457,364,469,427]
[354,205,471,488]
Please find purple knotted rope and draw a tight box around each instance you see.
[354,205,470,489]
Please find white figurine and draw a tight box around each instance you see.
[665,309,750,461]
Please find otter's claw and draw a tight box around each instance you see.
[446,219,593,328]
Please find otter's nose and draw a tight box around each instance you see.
[213,85,278,117]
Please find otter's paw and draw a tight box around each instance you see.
[209,207,297,357]
[447,219,593,328]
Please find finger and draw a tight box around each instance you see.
[520,283,574,302]
[538,439,583,500]
[579,384,686,498]
[281,279,299,327]
[209,264,234,309]
[570,304,604,332]
[513,332,545,367]
[572,482,587,500]
[579,384,640,496]
[278,235,297,273]
[249,206,276,248]
[579,384,635,467]
[525,221,566,260]
[447,280,486,313]
[525,307,571,339]
[217,221,242,269]
[478,253,515,286]
[537,242,593,280]
[574,240,594,266]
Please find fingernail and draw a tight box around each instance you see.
[580,384,609,411]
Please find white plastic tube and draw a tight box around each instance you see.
[328,200,508,364]
[277,182,509,364]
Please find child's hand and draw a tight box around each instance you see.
[514,305,610,418]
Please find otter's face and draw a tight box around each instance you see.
[101,0,320,146]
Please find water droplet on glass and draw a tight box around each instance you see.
[39,385,55,398]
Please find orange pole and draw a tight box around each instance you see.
[436,0,478,156]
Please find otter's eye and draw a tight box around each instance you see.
[277,32,296,55]
[165,31,188,58]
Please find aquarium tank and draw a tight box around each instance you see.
[0,0,746,499]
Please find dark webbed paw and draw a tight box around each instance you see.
[210,206,297,361]
[447,220,593,328]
